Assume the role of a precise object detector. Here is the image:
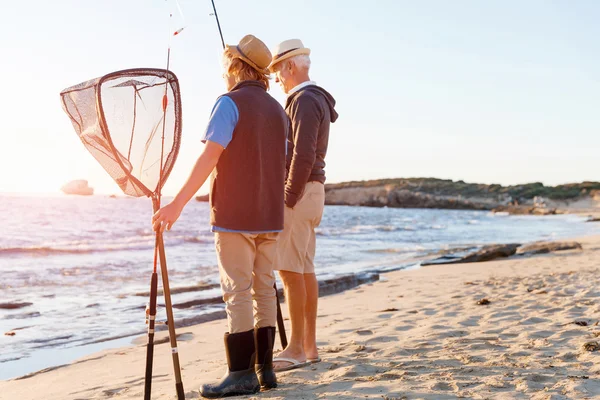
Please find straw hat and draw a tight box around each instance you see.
[225,35,272,74]
[268,39,311,71]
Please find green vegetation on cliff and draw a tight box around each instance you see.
[326,178,600,201]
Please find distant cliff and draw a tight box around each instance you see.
[325,178,600,213]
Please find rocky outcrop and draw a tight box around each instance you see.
[491,205,561,215]
[516,241,582,256]
[324,178,600,212]
[422,241,582,266]
[316,273,379,297]
[325,185,499,210]
[61,180,93,196]
[422,244,521,266]
[195,194,209,202]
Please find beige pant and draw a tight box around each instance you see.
[215,231,279,333]
[275,182,325,274]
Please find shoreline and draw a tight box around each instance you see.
[1,224,599,384]
[1,234,599,398]
[1,232,589,382]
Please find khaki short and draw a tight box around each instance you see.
[275,182,325,274]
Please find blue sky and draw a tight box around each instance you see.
[1,0,599,195]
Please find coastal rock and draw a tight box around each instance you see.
[195,194,209,202]
[423,241,583,266]
[448,243,521,263]
[387,190,490,210]
[422,244,521,266]
[586,216,600,222]
[61,180,94,196]
[317,273,379,297]
[325,185,495,210]
[516,241,582,256]
[324,178,600,212]
[324,186,390,207]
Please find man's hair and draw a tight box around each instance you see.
[274,54,311,74]
[290,54,311,71]
[223,50,270,90]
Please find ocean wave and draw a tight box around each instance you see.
[0,247,108,256]
[365,246,427,254]
[0,234,213,257]
[316,224,435,236]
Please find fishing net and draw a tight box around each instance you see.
[60,68,182,197]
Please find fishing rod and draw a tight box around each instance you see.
[144,9,185,400]
[209,0,288,349]
[210,0,225,49]
[145,199,184,400]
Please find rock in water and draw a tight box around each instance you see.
[61,180,94,196]
[195,194,209,202]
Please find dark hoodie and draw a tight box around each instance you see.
[284,84,338,208]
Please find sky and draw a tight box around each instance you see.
[1,0,599,195]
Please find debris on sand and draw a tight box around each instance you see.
[582,342,600,352]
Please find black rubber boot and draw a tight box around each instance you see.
[255,326,277,389]
[200,330,260,398]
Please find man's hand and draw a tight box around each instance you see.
[152,201,184,232]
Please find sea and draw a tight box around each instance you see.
[1,194,599,380]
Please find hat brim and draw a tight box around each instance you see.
[268,48,311,71]
[225,44,270,74]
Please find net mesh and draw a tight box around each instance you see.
[60,68,182,197]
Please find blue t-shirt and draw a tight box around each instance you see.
[201,96,239,148]
[201,96,282,234]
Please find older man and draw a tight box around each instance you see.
[269,39,338,371]
[153,35,288,397]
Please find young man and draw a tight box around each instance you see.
[152,35,288,397]
[268,39,339,371]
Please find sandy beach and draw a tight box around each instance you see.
[2,233,600,400]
